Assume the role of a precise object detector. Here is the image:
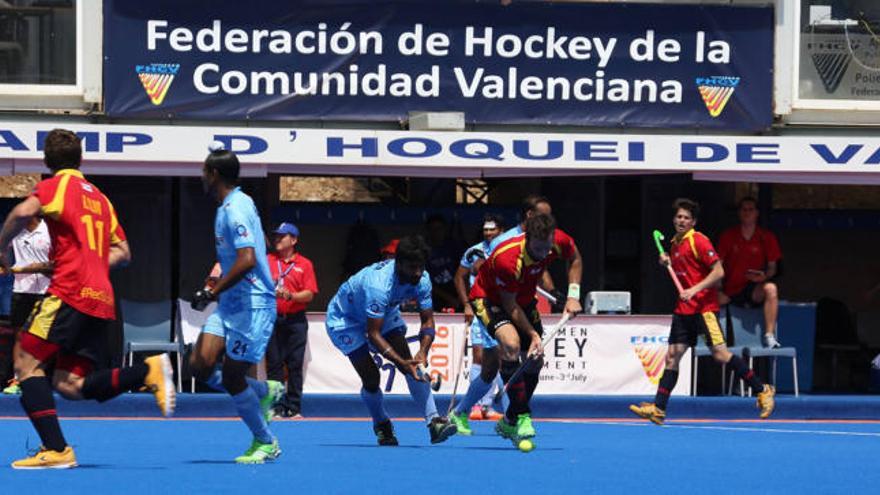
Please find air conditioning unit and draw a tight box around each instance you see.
[587,291,631,315]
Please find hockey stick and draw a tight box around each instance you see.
[536,286,557,305]
[652,230,684,296]
[445,322,471,414]
[416,364,442,392]
[493,311,573,403]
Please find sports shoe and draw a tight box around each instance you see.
[143,354,176,417]
[449,410,473,436]
[469,405,483,421]
[261,380,285,422]
[234,438,281,464]
[374,419,399,446]
[3,378,20,395]
[427,416,458,444]
[11,446,77,470]
[482,406,503,420]
[495,417,518,440]
[629,402,666,425]
[515,413,536,439]
[757,384,776,419]
[763,334,782,349]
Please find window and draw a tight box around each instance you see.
[0,1,100,110]
[798,0,880,103]
[0,1,76,85]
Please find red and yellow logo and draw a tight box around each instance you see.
[135,63,180,106]
[633,344,667,385]
[696,76,740,118]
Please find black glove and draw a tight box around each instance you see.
[191,288,216,311]
[550,289,566,313]
[464,247,487,264]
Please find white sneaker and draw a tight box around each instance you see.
[763,334,781,349]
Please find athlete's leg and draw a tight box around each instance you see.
[386,330,439,422]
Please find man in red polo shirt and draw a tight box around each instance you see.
[465,213,582,449]
[717,197,783,348]
[630,198,775,425]
[266,222,318,418]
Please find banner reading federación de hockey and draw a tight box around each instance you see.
[104,0,772,130]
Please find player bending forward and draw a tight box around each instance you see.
[325,235,457,446]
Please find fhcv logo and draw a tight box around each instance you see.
[631,336,668,385]
[696,76,740,118]
[135,63,180,105]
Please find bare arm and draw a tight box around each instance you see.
[564,243,584,314]
[109,240,131,269]
[681,261,724,300]
[211,247,256,295]
[367,317,419,379]
[0,197,41,252]
[11,261,53,275]
[412,308,436,365]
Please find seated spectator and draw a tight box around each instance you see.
[717,197,783,348]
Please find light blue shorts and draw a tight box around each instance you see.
[327,322,407,356]
[470,317,497,350]
[202,307,276,363]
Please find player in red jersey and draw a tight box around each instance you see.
[466,213,582,447]
[630,198,775,425]
[0,129,174,469]
[717,197,783,348]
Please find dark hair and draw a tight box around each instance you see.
[673,198,700,219]
[738,196,758,209]
[204,149,240,183]
[483,213,504,229]
[395,234,430,265]
[524,212,556,241]
[43,129,82,171]
[521,194,550,217]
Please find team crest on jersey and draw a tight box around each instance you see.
[80,183,93,192]
[633,344,667,385]
[235,225,249,238]
[135,63,180,105]
[695,76,740,118]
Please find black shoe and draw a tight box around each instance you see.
[428,417,458,444]
[374,419,398,446]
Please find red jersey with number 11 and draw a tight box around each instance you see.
[33,169,127,319]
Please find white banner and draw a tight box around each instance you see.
[302,313,690,396]
[3,121,880,180]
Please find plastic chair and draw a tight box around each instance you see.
[176,298,217,392]
[720,305,799,397]
[121,299,183,392]
[691,336,743,396]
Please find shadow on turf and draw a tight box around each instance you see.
[319,444,562,451]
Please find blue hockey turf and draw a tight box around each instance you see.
[2,416,879,493]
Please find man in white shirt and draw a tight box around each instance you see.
[2,217,51,395]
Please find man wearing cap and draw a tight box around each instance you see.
[266,222,318,418]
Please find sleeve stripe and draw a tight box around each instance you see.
[40,175,71,219]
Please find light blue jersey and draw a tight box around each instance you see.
[203,187,276,363]
[214,187,275,312]
[459,240,498,350]
[459,239,493,287]
[326,260,433,355]
[487,224,524,254]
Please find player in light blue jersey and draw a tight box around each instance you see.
[326,235,457,446]
[452,214,506,430]
[188,144,284,464]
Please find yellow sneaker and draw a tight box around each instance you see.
[144,354,176,417]
[629,402,666,425]
[757,384,776,419]
[11,446,77,470]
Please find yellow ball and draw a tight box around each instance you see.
[518,439,535,453]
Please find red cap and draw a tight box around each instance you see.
[380,239,399,256]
